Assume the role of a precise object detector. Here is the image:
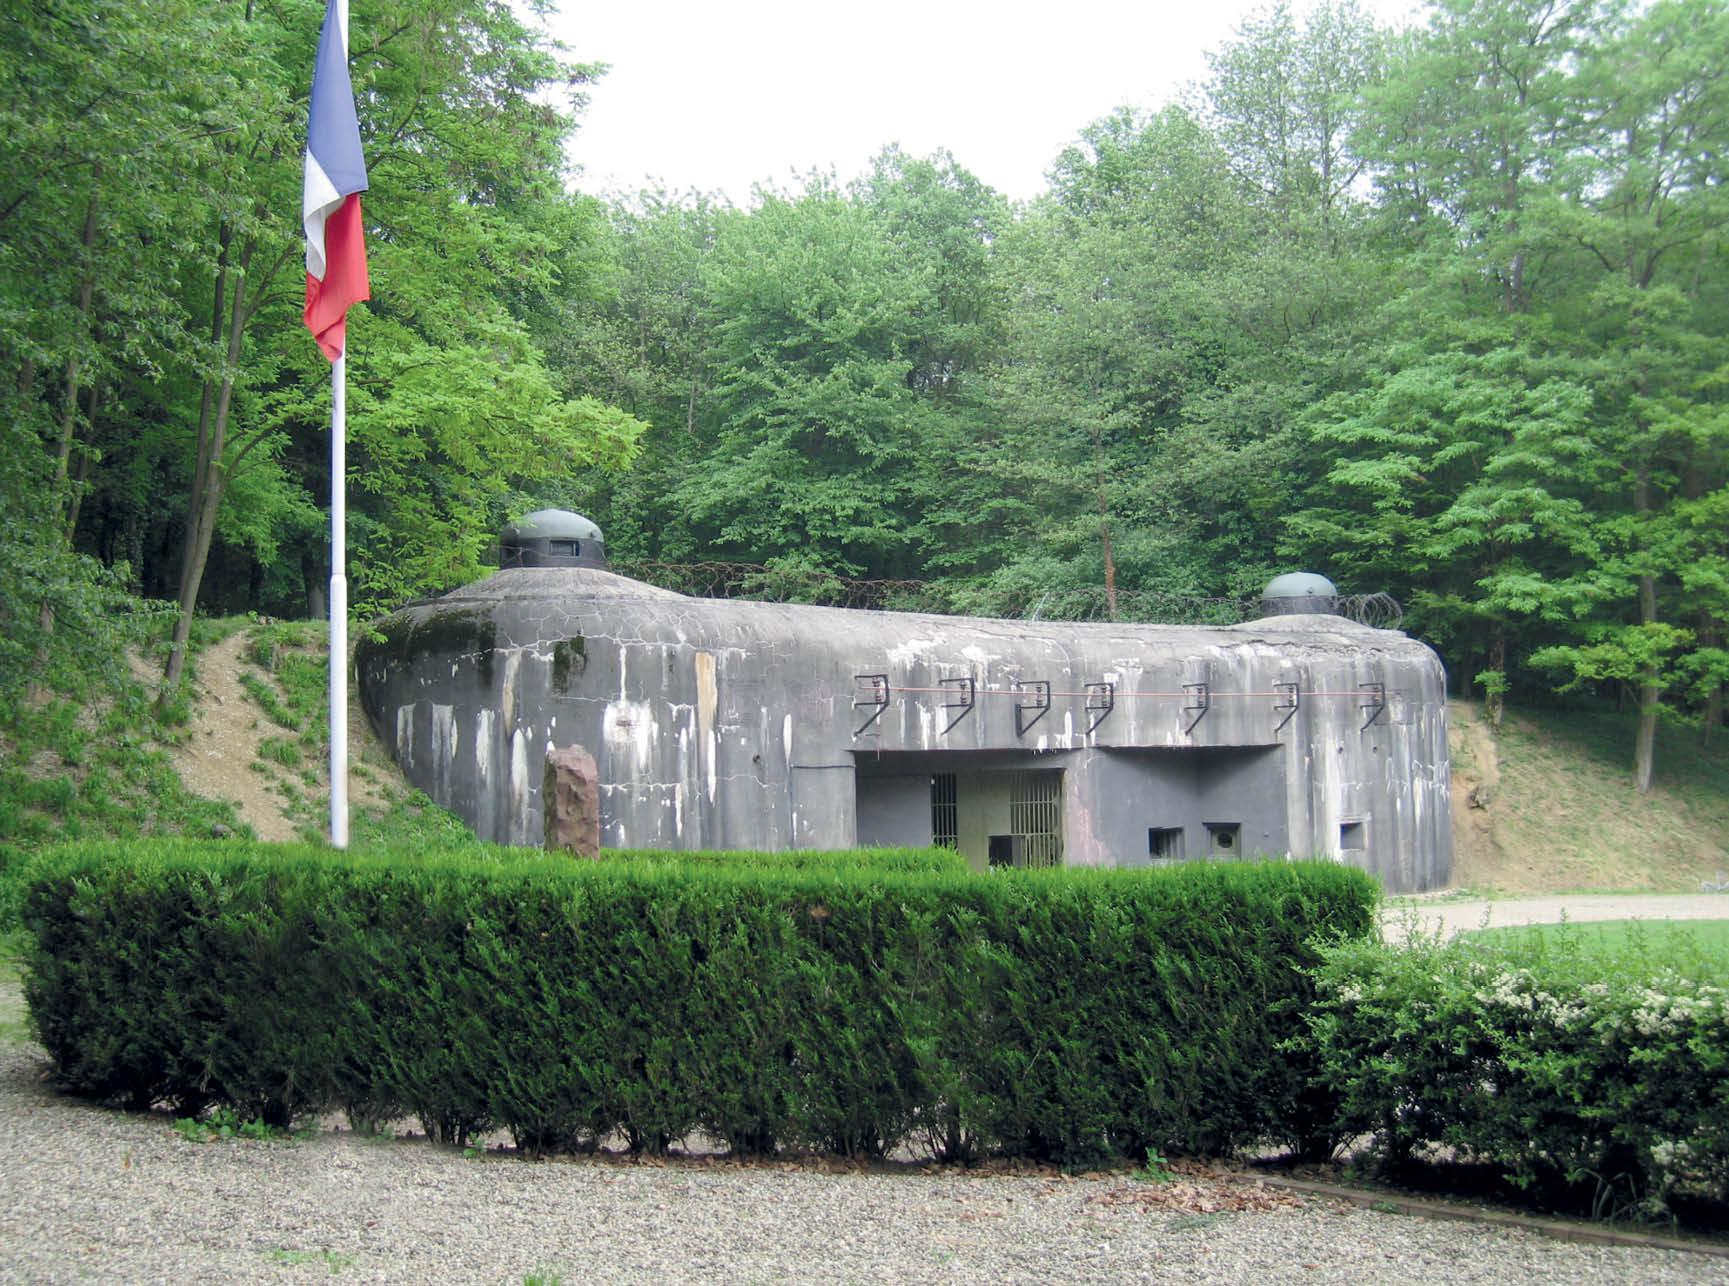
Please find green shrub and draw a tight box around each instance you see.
[20,841,1375,1163]
[1304,928,1729,1218]
[599,845,970,876]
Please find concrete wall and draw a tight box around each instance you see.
[855,773,934,848]
[1074,747,1287,868]
[355,566,1454,891]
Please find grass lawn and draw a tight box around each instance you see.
[1464,918,1729,978]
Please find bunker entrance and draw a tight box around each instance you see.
[855,752,1066,871]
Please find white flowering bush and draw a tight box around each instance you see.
[1304,925,1729,1219]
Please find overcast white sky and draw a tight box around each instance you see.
[546,0,1422,205]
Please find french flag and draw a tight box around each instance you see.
[303,0,369,362]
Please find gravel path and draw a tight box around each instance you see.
[1384,893,1729,942]
[2,1035,1724,1283]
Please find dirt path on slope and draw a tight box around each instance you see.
[1447,710,1510,887]
[164,631,298,843]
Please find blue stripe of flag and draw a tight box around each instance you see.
[308,0,368,197]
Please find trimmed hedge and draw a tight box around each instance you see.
[598,844,972,875]
[21,841,1376,1163]
[1305,930,1729,1217]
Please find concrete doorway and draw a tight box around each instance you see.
[855,751,1069,870]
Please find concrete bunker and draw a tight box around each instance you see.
[356,512,1454,891]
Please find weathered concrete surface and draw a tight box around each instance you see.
[543,745,601,858]
[356,567,1453,891]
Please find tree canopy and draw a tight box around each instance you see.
[4,0,1725,789]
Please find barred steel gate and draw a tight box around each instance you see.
[1009,770,1063,867]
[930,772,958,849]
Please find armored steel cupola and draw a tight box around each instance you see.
[499,509,607,569]
[1260,572,1340,616]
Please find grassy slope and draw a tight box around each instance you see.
[0,619,465,896]
[1450,699,1729,894]
[0,631,243,853]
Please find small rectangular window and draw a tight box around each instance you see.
[1148,827,1184,860]
[1340,820,1366,850]
[547,539,580,557]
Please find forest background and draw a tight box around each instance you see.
[3,0,1727,797]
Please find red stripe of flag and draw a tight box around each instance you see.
[305,193,369,361]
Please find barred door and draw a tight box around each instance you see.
[1009,770,1063,867]
[930,773,958,849]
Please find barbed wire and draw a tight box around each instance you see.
[609,560,1404,629]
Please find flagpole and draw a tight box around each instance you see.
[308,0,363,851]
[330,353,349,849]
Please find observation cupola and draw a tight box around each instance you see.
[498,509,608,570]
[1260,572,1340,617]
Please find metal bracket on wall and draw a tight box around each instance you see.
[1359,682,1386,730]
[1182,682,1211,735]
[1273,681,1301,734]
[853,673,890,736]
[1014,680,1052,738]
[939,676,976,734]
[1084,681,1115,734]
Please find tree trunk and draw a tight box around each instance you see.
[1681,455,1721,748]
[32,187,100,665]
[1634,654,1660,793]
[303,545,327,619]
[1098,507,1118,622]
[164,233,252,688]
[62,377,100,544]
[1633,468,1659,794]
[1091,425,1117,621]
[51,186,100,507]
[123,511,144,593]
[1701,624,1722,749]
[1485,634,1506,730]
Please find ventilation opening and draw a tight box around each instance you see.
[988,834,1017,867]
[931,773,958,849]
[1340,819,1366,851]
[1205,822,1241,859]
[547,539,580,557]
[1148,827,1184,861]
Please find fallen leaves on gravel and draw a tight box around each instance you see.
[1087,1161,1305,1215]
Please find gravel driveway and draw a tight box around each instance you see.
[2,1009,1724,1282]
